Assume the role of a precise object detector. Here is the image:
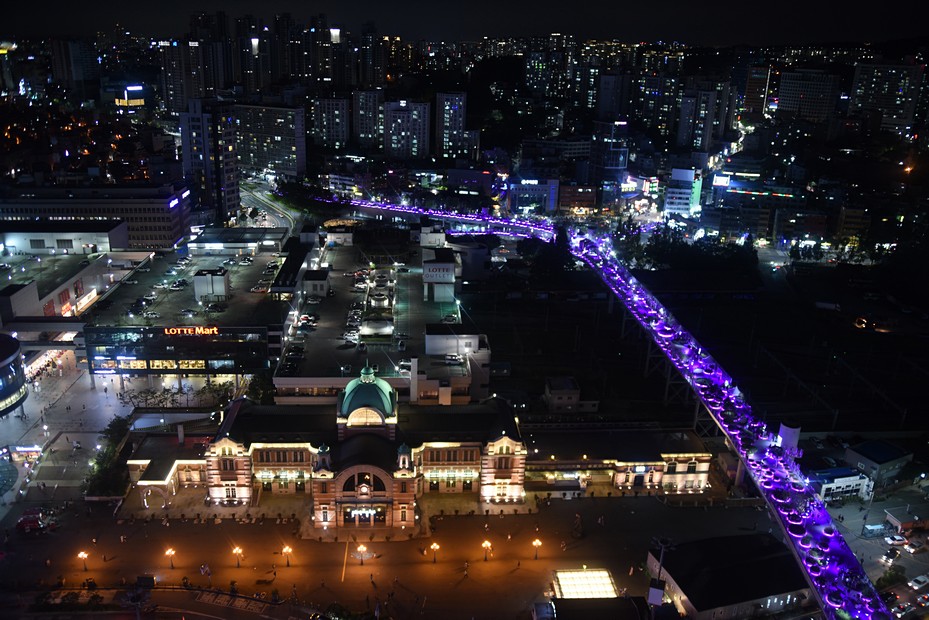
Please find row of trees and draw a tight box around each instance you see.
[117,381,235,409]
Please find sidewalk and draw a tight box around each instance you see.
[0,356,134,527]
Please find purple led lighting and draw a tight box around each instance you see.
[353,201,889,620]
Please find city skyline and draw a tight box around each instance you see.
[4,0,928,47]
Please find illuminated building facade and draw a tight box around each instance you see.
[83,325,269,391]
[0,333,28,418]
[0,183,191,249]
[195,366,528,527]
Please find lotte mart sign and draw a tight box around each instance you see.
[164,326,219,336]
[422,263,455,284]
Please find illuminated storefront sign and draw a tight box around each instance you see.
[423,264,455,284]
[164,326,219,336]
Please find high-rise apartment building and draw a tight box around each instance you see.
[677,89,717,152]
[310,98,350,151]
[850,62,924,137]
[383,100,430,160]
[435,93,477,160]
[776,69,840,123]
[235,104,306,181]
[180,98,240,223]
[352,90,384,151]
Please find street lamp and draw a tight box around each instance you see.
[358,544,367,566]
[78,551,88,571]
[165,548,175,569]
[533,538,542,560]
[482,540,492,561]
[282,545,292,567]
[430,542,440,563]
[233,546,242,568]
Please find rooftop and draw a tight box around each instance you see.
[655,533,808,612]
[525,430,708,464]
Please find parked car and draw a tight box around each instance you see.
[887,535,909,546]
[307,296,322,304]
[143,311,160,319]
[908,574,929,590]
[123,279,138,285]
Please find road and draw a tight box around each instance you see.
[1,493,776,619]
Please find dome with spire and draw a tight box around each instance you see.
[339,363,397,423]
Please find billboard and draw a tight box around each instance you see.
[422,264,455,284]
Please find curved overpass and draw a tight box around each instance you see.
[348,198,889,620]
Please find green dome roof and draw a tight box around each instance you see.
[341,364,396,418]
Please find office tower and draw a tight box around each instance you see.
[743,65,771,120]
[777,69,840,123]
[50,39,100,100]
[850,62,924,137]
[664,168,702,218]
[235,104,306,181]
[310,98,350,150]
[353,90,384,151]
[180,98,239,223]
[435,92,476,160]
[590,120,630,202]
[383,100,429,160]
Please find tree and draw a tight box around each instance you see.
[246,371,277,405]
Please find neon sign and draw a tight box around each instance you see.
[163,326,219,336]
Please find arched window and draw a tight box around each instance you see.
[687,460,698,474]
[666,461,677,474]
[346,408,384,427]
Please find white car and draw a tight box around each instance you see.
[153,283,169,289]
[887,535,909,546]
[906,541,924,554]
[909,574,929,590]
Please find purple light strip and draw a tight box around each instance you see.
[352,199,886,619]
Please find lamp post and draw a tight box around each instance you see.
[233,547,242,568]
[533,538,542,560]
[165,548,175,569]
[482,540,492,561]
[282,545,292,567]
[358,544,367,566]
[78,551,88,571]
[430,542,440,563]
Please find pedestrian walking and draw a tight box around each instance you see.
[370,573,374,583]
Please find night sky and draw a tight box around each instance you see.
[3,0,924,46]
